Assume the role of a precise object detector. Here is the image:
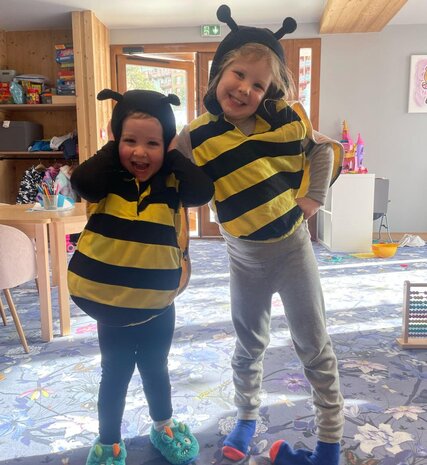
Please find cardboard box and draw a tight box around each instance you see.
[51,95,76,104]
[0,121,43,151]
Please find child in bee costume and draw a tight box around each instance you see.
[68,88,214,465]
[177,5,345,465]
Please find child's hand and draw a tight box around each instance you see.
[296,197,321,219]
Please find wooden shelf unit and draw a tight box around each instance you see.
[0,103,76,111]
[0,151,64,159]
[0,13,111,203]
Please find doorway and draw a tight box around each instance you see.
[112,39,320,239]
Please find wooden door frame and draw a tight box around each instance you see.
[111,39,321,239]
[116,54,195,125]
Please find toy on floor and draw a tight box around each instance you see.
[397,280,427,348]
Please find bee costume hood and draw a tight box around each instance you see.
[204,4,297,115]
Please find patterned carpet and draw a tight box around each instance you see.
[0,239,426,465]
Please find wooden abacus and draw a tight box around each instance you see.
[397,281,427,349]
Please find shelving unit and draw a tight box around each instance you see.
[0,95,77,203]
[0,103,75,111]
[0,151,64,159]
[317,173,375,253]
[0,12,111,203]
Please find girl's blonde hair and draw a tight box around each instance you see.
[206,43,296,105]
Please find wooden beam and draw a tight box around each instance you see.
[320,0,407,33]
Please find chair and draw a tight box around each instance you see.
[0,224,37,353]
[373,177,392,242]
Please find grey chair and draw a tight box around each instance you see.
[373,177,392,242]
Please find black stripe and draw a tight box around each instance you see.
[190,118,234,149]
[203,140,302,182]
[71,296,169,326]
[258,101,301,131]
[216,170,304,223]
[243,205,303,241]
[86,214,179,247]
[138,186,180,213]
[69,250,181,290]
[108,174,179,211]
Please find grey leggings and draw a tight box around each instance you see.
[224,221,344,443]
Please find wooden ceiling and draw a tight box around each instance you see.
[320,0,408,33]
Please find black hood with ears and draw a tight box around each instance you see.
[97,88,180,148]
[204,4,297,115]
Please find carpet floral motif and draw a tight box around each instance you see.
[0,240,426,464]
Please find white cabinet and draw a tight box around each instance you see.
[317,173,375,253]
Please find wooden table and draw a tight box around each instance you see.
[0,203,87,341]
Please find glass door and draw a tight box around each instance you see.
[117,54,195,133]
[117,54,202,237]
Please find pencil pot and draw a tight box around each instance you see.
[42,194,59,210]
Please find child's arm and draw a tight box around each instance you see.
[70,141,122,203]
[297,139,334,219]
[163,148,214,207]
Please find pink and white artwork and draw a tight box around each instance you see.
[408,55,427,113]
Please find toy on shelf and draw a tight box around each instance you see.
[340,120,367,173]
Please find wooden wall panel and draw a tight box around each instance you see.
[72,10,111,162]
[0,30,6,68]
[5,30,72,81]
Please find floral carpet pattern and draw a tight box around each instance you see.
[0,239,426,465]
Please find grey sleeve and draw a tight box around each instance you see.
[304,139,334,206]
[176,125,195,163]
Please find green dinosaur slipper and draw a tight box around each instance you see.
[86,437,127,465]
[150,419,199,465]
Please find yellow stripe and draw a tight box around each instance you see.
[190,112,218,131]
[214,155,304,202]
[222,189,300,237]
[77,230,181,269]
[68,271,177,309]
[194,120,305,167]
[94,193,176,227]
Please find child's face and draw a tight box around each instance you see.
[118,115,164,182]
[216,56,272,125]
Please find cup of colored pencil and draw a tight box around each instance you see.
[38,181,59,210]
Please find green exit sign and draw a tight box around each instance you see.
[201,24,221,37]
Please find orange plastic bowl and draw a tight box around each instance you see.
[372,243,398,258]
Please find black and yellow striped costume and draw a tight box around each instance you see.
[189,100,306,241]
[188,100,342,241]
[68,142,214,326]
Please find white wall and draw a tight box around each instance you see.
[110,24,427,233]
[320,25,427,233]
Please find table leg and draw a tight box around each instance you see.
[50,228,59,287]
[34,224,53,342]
[49,222,71,336]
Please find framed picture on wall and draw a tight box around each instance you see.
[408,55,427,113]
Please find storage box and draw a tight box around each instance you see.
[51,95,76,104]
[0,121,43,151]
